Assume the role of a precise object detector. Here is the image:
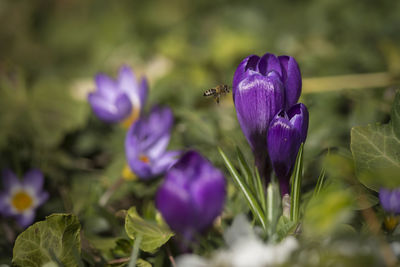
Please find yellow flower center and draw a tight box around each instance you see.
[139,154,150,164]
[121,107,140,129]
[11,191,33,212]
[121,164,137,181]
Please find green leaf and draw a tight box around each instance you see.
[137,259,152,267]
[290,143,304,222]
[125,207,174,253]
[12,214,82,267]
[218,147,267,231]
[351,123,400,191]
[236,146,255,194]
[313,167,326,197]
[276,216,297,241]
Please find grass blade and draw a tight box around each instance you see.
[254,168,266,213]
[218,147,266,231]
[313,167,326,197]
[290,143,304,222]
[236,146,255,193]
[266,180,281,240]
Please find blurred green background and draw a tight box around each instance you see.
[1,0,400,263]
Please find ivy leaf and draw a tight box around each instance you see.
[12,214,82,267]
[125,207,174,253]
[351,122,400,191]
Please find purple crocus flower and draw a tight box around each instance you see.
[232,53,302,178]
[379,188,400,214]
[88,65,148,125]
[125,106,179,179]
[267,103,309,195]
[156,151,226,242]
[0,169,49,228]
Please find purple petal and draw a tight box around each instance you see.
[234,71,284,152]
[88,92,133,122]
[118,65,142,108]
[232,55,260,101]
[95,74,119,100]
[151,151,180,175]
[258,53,282,77]
[267,116,301,181]
[191,170,226,230]
[16,211,35,228]
[23,169,44,192]
[288,103,309,143]
[36,191,49,207]
[139,77,149,112]
[0,192,13,216]
[156,181,196,236]
[2,169,20,191]
[279,55,302,107]
[379,188,400,214]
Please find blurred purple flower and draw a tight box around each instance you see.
[0,169,49,228]
[88,65,148,125]
[267,103,308,195]
[125,106,179,179]
[156,151,226,241]
[232,53,302,178]
[379,188,400,214]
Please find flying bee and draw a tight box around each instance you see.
[203,84,230,104]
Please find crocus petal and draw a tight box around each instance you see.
[0,192,13,216]
[267,116,301,181]
[36,191,49,207]
[118,66,141,108]
[2,169,19,191]
[288,103,309,143]
[16,211,35,228]
[191,170,226,230]
[151,151,180,175]
[23,169,44,192]
[156,151,226,240]
[139,77,149,112]
[234,71,284,151]
[95,74,119,100]
[232,55,260,100]
[156,181,196,236]
[379,188,400,214]
[88,92,133,122]
[258,53,282,77]
[279,55,302,107]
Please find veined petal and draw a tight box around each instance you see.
[23,169,44,192]
[232,55,260,100]
[279,55,301,107]
[234,72,284,151]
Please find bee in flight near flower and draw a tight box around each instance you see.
[203,84,230,104]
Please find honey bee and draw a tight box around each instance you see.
[203,84,230,104]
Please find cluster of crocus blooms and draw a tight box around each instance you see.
[156,151,226,242]
[0,169,48,228]
[88,65,148,127]
[233,53,308,195]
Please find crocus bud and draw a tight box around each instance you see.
[88,65,148,124]
[125,106,179,179]
[232,53,302,178]
[156,151,226,242]
[0,169,49,227]
[267,103,309,195]
[379,188,400,214]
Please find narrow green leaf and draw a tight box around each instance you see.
[125,207,174,253]
[290,143,304,222]
[313,167,326,197]
[254,168,266,213]
[12,214,82,267]
[218,147,266,231]
[128,234,142,267]
[236,146,255,193]
[391,90,400,139]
